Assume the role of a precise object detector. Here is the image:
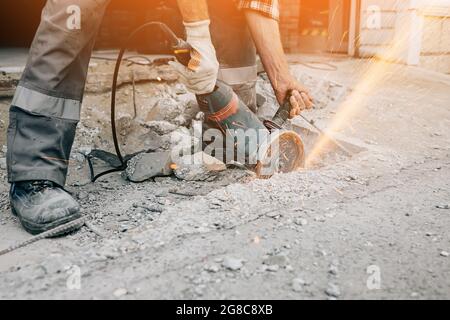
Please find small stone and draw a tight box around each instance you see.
[222,257,243,271]
[263,254,289,267]
[170,127,200,152]
[292,278,306,292]
[266,211,281,219]
[325,284,341,298]
[194,285,205,296]
[204,264,220,273]
[116,114,133,136]
[113,288,128,298]
[126,152,173,182]
[440,251,449,257]
[328,260,339,275]
[144,121,178,135]
[411,292,420,298]
[294,218,308,226]
[329,264,339,276]
[77,191,89,200]
[0,157,6,170]
[174,152,226,181]
[266,265,279,272]
[140,130,163,151]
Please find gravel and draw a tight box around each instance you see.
[0,158,6,170]
[222,257,244,271]
[325,283,341,298]
[292,278,306,292]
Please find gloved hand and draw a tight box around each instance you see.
[169,20,219,95]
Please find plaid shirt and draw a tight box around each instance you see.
[236,0,280,21]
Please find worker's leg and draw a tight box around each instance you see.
[7,0,110,187]
[208,1,258,113]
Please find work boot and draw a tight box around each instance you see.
[10,181,82,235]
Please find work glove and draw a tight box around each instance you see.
[169,20,219,95]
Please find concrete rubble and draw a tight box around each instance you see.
[222,257,244,271]
[174,152,227,182]
[0,67,22,98]
[125,151,173,183]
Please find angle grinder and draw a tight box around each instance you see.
[170,28,305,177]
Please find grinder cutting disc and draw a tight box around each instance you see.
[255,130,305,179]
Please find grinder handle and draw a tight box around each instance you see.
[271,90,293,128]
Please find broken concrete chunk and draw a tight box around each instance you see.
[0,158,6,170]
[113,288,128,298]
[222,257,244,271]
[292,278,306,292]
[169,127,201,157]
[145,97,184,124]
[116,114,133,137]
[204,264,220,273]
[0,70,21,98]
[125,152,173,183]
[325,283,341,298]
[139,130,163,152]
[174,152,226,182]
[263,254,290,267]
[143,121,178,135]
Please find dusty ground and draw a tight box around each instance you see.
[0,52,449,300]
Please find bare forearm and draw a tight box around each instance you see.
[244,10,290,92]
[245,10,313,114]
[176,0,209,22]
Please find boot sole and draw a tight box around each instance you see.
[11,206,83,237]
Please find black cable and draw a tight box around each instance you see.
[92,22,182,182]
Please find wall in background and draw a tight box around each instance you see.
[358,0,450,74]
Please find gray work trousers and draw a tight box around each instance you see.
[7,0,257,187]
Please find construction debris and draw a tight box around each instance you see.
[85,61,178,94]
[113,288,128,298]
[125,151,173,182]
[291,278,306,292]
[174,152,226,182]
[222,257,244,271]
[0,69,21,98]
[143,121,178,135]
[325,283,341,298]
[263,253,290,268]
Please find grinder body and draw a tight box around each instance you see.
[196,82,305,177]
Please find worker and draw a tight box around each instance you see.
[7,0,313,235]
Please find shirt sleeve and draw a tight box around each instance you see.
[236,0,280,21]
